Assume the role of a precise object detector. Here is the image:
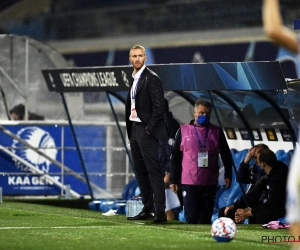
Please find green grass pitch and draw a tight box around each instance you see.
[0,199,293,250]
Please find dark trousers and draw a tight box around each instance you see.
[255,209,285,224]
[130,122,166,213]
[182,184,217,224]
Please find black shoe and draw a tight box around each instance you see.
[153,212,167,223]
[127,211,155,220]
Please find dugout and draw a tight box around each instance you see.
[0,35,299,203]
[42,61,299,203]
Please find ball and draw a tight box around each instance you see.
[211,217,237,242]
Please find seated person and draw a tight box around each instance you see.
[221,149,289,224]
[219,144,268,217]
[10,104,44,121]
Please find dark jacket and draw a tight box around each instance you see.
[158,111,180,174]
[28,112,44,120]
[234,160,288,217]
[125,67,167,140]
[237,161,265,188]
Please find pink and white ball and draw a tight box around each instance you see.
[211,217,237,242]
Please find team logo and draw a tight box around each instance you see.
[122,70,130,87]
[11,126,57,173]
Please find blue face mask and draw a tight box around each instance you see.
[197,115,210,126]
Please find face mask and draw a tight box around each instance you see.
[197,115,210,126]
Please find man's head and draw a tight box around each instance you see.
[257,148,277,171]
[252,144,269,164]
[10,104,25,120]
[129,45,147,73]
[194,99,212,127]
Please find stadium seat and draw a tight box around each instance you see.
[212,149,249,223]
[276,149,288,165]
[122,178,138,200]
[230,148,238,155]
[98,199,127,214]
[88,200,101,211]
[99,200,116,212]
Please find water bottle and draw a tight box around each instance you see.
[133,198,138,216]
[126,199,131,217]
[136,198,144,215]
[126,198,135,217]
[65,184,71,199]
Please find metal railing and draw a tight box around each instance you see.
[0,121,133,198]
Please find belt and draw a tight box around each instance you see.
[132,121,142,125]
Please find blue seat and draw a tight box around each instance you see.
[99,200,116,212]
[276,150,288,165]
[122,178,139,200]
[213,149,248,223]
[230,148,238,155]
[232,149,248,168]
[88,200,101,211]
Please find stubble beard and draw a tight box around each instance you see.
[134,62,143,70]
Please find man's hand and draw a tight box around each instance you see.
[170,184,178,194]
[224,178,232,190]
[224,205,234,216]
[164,173,170,188]
[234,208,252,223]
[244,147,256,164]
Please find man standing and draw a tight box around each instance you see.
[125,45,167,223]
[170,99,233,224]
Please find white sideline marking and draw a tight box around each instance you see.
[133,222,145,225]
[0,226,104,230]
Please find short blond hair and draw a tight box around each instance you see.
[129,45,146,57]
